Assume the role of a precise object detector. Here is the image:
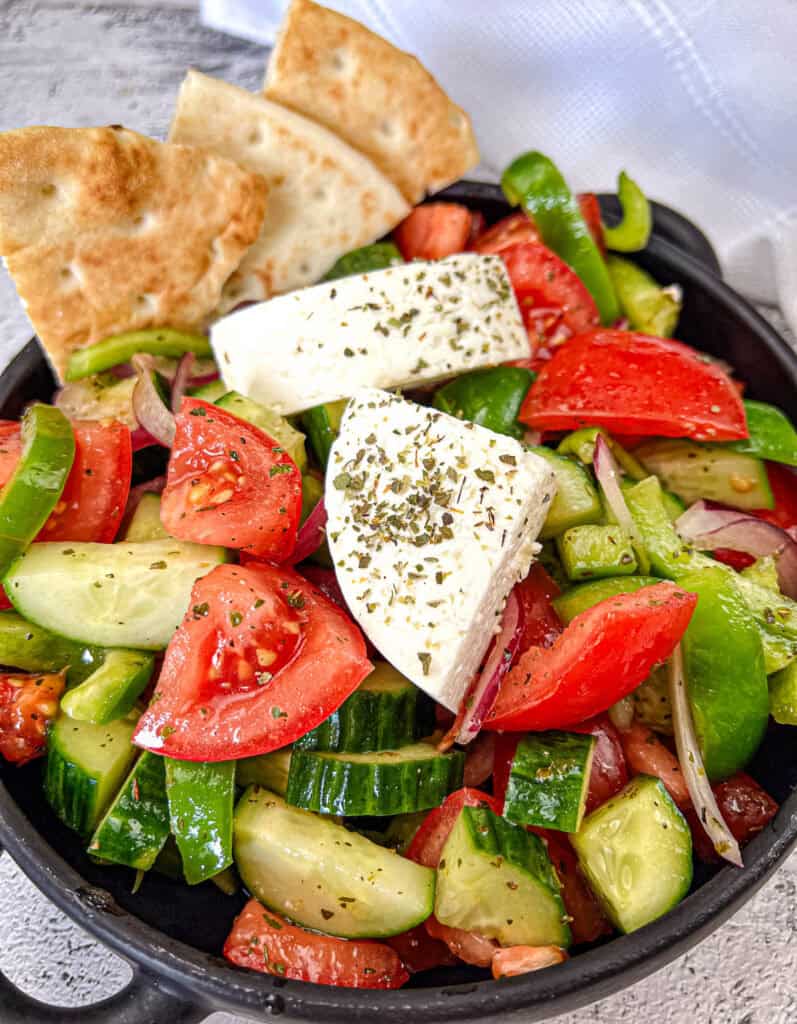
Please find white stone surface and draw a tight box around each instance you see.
[0,3,795,1022]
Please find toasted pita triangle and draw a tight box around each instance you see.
[169,70,409,311]
[264,0,480,204]
[0,126,267,380]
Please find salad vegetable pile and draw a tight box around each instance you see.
[1,144,796,992]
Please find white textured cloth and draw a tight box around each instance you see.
[201,0,797,335]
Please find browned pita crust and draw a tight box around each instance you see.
[0,125,267,379]
[263,0,479,204]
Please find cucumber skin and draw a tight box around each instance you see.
[165,758,235,885]
[61,649,154,725]
[286,745,465,817]
[236,749,292,795]
[88,751,170,870]
[504,731,595,833]
[0,611,103,686]
[528,447,603,540]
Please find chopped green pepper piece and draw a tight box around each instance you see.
[165,758,236,885]
[501,151,619,324]
[728,400,797,467]
[433,367,534,439]
[323,242,403,281]
[602,171,652,252]
[556,524,638,581]
[66,329,212,381]
[606,255,681,337]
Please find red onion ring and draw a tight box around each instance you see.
[131,354,175,447]
[288,498,327,565]
[170,352,195,413]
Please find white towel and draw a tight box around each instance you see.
[201,0,797,336]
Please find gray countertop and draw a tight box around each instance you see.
[0,2,795,1021]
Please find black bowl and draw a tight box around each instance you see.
[1,182,796,1024]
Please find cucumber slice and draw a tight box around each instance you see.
[571,775,692,933]
[729,400,797,467]
[88,751,169,870]
[0,610,103,685]
[504,731,595,832]
[233,786,435,938]
[527,447,603,540]
[556,524,637,581]
[44,711,139,836]
[295,661,422,753]
[286,742,464,817]
[769,660,797,725]
[165,759,236,885]
[61,649,154,725]
[553,576,660,624]
[236,748,292,795]
[301,400,348,469]
[55,374,137,430]
[215,391,307,472]
[122,493,170,542]
[188,380,227,402]
[635,439,773,511]
[322,242,403,281]
[435,805,570,947]
[5,539,228,649]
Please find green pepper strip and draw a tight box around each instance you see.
[323,242,403,282]
[602,171,652,253]
[0,404,74,577]
[606,255,681,337]
[66,329,212,381]
[557,427,647,481]
[501,151,619,324]
[728,400,797,467]
[165,758,236,885]
[433,367,535,440]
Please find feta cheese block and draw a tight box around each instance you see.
[211,253,528,416]
[325,388,557,711]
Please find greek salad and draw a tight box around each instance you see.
[2,148,796,990]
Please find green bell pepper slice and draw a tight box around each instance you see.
[678,566,769,780]
[728,400,797,467]
[165,758,236,885]
[0,404,74,577]
[557,524,638,581]
[602,171,652,253]
[66,329,212,381]
[432,367,535,439]
[323,242,403,281]
[606,255,681,337]
[557,427,647,481]
[501,151,619,324]
[0,610,103,686]
[553,576,661,624]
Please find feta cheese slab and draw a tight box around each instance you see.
[211,254,528,416]
[325,388,557,711]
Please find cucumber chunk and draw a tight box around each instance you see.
[286,742,464,817]
[527,447,603,540]
[5,539,228,649]
[635,439,773,511]
[0,610,103,685]
[571,775,692,933]
[435,805,570,947]
[44,711,139,836]
[233,787,435,938]
[295,661,423,753]
[188,380,227,402]
[122,493,170,542]
[61,649,154,725]
[553,576,660,624]
[88,751,169,870]
[165,759,236,885]
[769,660,797,725]
[504,731,595,832]
[236,748,292,795]
[215,391,307,471]
[556,524,637,581]
[301,400,348,469]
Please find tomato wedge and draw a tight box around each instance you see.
[424,916,496,967]
[471,212,541,254]
[393,203,472,261]
[514,563,563,654]
[618,721,690,809]
[0,422,22,487]
[0,672,65,765]
[755,463,797,531]
[520,330,748,441]
[133,563,372,761]
[406,788,500,868]
[485,583,697,732]
[386,924,458,973]
[224,900,408,989]
[161,398,302,561]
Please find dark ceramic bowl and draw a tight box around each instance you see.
[1,182,796,1024]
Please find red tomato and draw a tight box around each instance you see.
[491,732,520,813]
[0,422,22,487]
[755,463,797,531]
[686,772,778,863]
[712,548,755,571]
[37,421,132,543]
[224,900,408,989]
[161,398,302,561]
[577,193,605,253]
[572,714,629,813]
[471,212,541,254]
[520,330,748,441]
[424,916,497,967]
[393,203,472,261]
[491,945,567,979]
[619,721,690,809]
[544,835,611,945]
[386,923,458,973]
[406,788,501,868]
[514,563,563,654]
[485,583,697,732]
[133,563,372,761]
[462,731,495,788]
[0,672,65,765]
[466,210,486,246]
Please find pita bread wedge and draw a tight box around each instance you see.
[0,125,267,380]
[263,0,479,204]
[169,70,409,311]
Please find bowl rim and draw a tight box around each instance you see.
[1,180,796,1023]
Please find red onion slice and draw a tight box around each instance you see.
[289,498,327,565]
[130,427,159,452]
[676,500,797,598]
[170,352,195,413]
[668,644,743,867]
[131,355,175,448]
[593,434,645,554]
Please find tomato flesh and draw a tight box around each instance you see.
[471,212,541,255]
[576,193,605,253]
[224,900,408,989]
[572,714,629,813]
[406,787,500,868]
[520,330,748,441]
[161,398,302,561]
[514,563,563,654]
[0,672,65,765]
[133,563,372,761]
[544,834,611,945]
[619,721,690,808]
[393,203,472,261]
[386,924,458,973]
[424,916,496,967]
[485,583,697,732]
